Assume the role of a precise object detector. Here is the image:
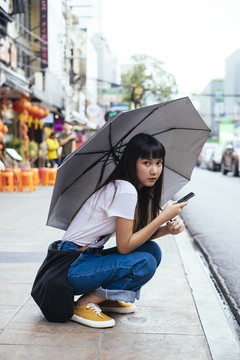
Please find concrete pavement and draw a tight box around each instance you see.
[0,186,240,360]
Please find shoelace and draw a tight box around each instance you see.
[86,303,104,318]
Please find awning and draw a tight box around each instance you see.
[70,110,88,125]
[0,63,30,95]
[31,85,59,111]
[61,109,97,130]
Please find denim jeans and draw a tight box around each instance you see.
[58,240,162,303]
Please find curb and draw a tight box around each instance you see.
[193,234,240,327]
[176,229,240,360]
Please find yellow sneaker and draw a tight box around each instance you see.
[100,300,136,314]
[71,303,115,328]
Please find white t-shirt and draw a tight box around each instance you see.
[62,180,138,248]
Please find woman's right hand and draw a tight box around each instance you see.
[161,201,187,222]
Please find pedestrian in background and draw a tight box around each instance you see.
[46,132,59,168]
[58,122,76,164]
[56,133,187,328]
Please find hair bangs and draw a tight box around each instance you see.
[139,139,165,160]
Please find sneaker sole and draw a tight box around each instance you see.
[101,304,136,314]
[71,314,115,328]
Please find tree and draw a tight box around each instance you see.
[121,54,178,109]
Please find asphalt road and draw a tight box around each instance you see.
[174,167,240,324]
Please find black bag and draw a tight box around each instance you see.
[31,241,80,322]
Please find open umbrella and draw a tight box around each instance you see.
[47,97,210,230]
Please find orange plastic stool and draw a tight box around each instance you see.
[26,168,40,186]
[13,168,22,185]
[42,168,57,186]
[6,168,21,186]
[0,172,15,192]
[18,171,35,192]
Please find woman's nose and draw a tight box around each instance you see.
[150,165,157,174]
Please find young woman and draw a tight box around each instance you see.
[57,133,187,328]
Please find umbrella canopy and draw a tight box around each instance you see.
[47,97,210,230]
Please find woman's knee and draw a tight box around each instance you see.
[137,241,162,266]
[133,253,157,283]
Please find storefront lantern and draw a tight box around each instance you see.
[13,99,31,113]
[0,119,3,132]
[18,110,29,123]
[44,109,50,117]
[2,124,8,134]
[38,108,45,119]
[0,118,8,144]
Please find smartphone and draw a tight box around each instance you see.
[177,192,195,203]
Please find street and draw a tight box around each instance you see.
[174,167,240,324]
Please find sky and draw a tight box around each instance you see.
[101,0,240,97]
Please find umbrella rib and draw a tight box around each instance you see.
[96,152,112,188]
[112,107,161,149]
[164,165,191,181]
[74,127,209,157]
[112,104,209,150]
[59,153,108,196]
[151,127,211,136]
[75,150,110,156]
[60,127,207,196]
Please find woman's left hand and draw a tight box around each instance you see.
[166,217,185,235]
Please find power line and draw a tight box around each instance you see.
[0,7,47,45]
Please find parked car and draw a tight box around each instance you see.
[221,138,240,176]
[197,143,222,170]
[206,144,223,171]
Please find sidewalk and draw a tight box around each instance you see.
[0,186,240,360]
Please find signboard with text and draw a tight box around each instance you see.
[0,36,17,70]
[40,0,48,68]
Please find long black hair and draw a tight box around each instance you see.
[102,133,166,232]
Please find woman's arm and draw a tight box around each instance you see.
[59,134,75,146]
[71,139,76,153]
[151,217,185,239]
[116,201,187,254]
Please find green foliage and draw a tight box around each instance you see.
[121,54,178,108]
[3,137,24,158]
[3,138,39,160]
[28,141,38,159]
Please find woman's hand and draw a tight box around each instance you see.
[166,217,185,235]
[115,201,187,254]
[161,201,187,223]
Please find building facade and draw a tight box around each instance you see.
[224,49,240,135]
[199,79,224,138]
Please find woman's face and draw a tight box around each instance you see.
[136,156,163,189]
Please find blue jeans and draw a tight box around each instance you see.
[58,240,162,303]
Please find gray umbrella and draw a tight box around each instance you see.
[47,97,210,230]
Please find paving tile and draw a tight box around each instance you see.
[0,252,46,263]
[99,333,211,360]
[0,321,101,346]
[6,298,105,336]
[105,306,203,335]
[0,284,32,306]
[0,229,63,253]
[138,265,194,308]
[0,306,20,329]
[10,298,45,324]
[0,345,97,360]
[0,263,39,283]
